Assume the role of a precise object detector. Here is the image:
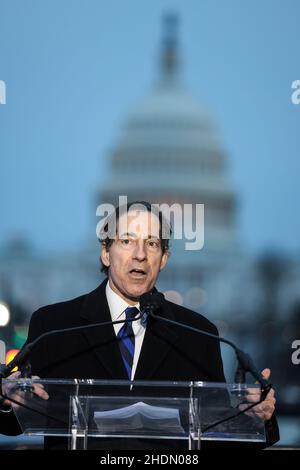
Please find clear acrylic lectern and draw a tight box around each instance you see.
[2,378,266,450]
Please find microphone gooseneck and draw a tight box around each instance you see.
[139,291,271,395]
[0,315,143,380]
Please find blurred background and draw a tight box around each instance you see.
[0,0,299,448]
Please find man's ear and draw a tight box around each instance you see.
[101,245,110,268]
[159,250,169,272]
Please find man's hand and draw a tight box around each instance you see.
[239,368,276,422]
[1,371,49,409]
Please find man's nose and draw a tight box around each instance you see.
[132,240,147,260]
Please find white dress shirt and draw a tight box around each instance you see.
[105,281,146,381]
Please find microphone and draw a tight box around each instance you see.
[0,313,144,428]
[140,292,164,326]
[0,314,143,380]
[139,291,271,395]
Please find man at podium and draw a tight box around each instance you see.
[0,201,279,449]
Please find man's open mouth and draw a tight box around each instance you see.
[129,269,147,276]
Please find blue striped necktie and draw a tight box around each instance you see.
[117,306,139,379]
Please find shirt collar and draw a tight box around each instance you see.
[106,279,140,321]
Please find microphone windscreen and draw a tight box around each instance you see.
[140,292,165,311]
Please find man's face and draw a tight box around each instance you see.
[101,210,168,304]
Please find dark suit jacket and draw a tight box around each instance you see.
[0,279,279,449]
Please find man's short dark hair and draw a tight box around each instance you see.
[99,200,172,275]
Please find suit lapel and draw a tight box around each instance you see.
[79,279,128,379]
[135,302,178,380]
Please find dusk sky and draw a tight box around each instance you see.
[1,0,299,256]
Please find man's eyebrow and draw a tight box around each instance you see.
[118,232,160,240]
[118,232,137,238]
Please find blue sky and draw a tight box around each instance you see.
[0,0,299,255]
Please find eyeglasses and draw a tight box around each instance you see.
[115,237,162,253]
